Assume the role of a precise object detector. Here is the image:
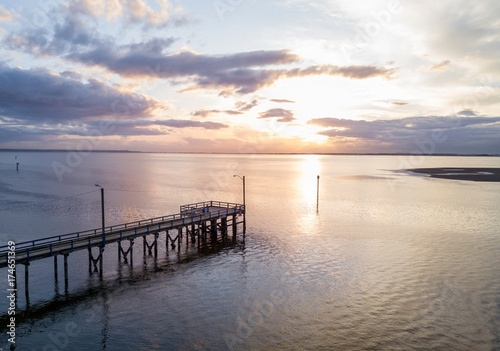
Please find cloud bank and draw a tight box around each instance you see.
[0,65,160,122]
[309,116,500,153]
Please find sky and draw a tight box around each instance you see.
[0,0,499,154]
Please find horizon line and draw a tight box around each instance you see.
[0,148,499,157]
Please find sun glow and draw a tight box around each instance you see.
[298,155,322,205]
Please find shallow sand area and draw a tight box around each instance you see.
[407,167,500,182]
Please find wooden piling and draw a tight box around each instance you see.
[54,255,58,282]
[88,247,92,273]
[25,263,30,304]
[316,175,320,212]
[0,201,246,297]
[63,254,69,288]
[210,219,217,244]
[99,247,104,278]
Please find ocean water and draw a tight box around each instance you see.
[0,152,499,350]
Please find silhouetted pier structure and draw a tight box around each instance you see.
[0,201,245,304]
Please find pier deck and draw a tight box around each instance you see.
[0,201,245,268]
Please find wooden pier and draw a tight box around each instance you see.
[0,201,245,304]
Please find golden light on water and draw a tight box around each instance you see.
[298,155,321,205]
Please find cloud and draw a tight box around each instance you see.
[180,64,395,95]
[235,99,259,111]
[308,116,500,153]
[457,109,477,117]
[192,109,243,118]
[67,0,186,28]
[429,60,452,72]
[0,65,161,122]
[0,117,229,146]
[258,108,296,123]
[0,5,15,22]
[270,99,296,103]
[391,101,408,106]
[3,5,395,96]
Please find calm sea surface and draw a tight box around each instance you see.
[0,152,499,350]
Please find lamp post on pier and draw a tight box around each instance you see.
[95,184,106,247]
[233,175,246,232]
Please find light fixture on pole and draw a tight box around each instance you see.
[95,184,106,247]
[233,175,246,231]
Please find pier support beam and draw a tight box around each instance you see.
[88,247,104,277]
[210,219,217,244]
[221,217,227,244]
[54,255,58,282]
[142,235,158,256]
[64,254,69,291]
[190,224,196,244]
[232,215,237,243]
[202,222,207,245]
[25,263,30,306]
[99,247,104,278]
[177,228,182,255]
[119,239,135,264]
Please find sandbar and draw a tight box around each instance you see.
[406,168,500,182]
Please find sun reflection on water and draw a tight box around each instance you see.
[298,155,322,206]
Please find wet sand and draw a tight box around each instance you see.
[407,168,500,182]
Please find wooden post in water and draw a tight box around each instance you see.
[88,248,92,273]
[221,217,227,244]
[99,247,104,278]
[232,214,237,243]
[130,239,134,266]
[54,255,58,282]
[154,234,158,257]
[210,219,217,244]
[25,263,30,305]
[177,228,182,255]
[63,254,69,289]
[316,175,320,213]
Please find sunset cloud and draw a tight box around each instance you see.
[258,108,296,123]
[0,0,499,153]
[309,116,500,153]
[429,60,452,72]
[270,99,296,104]
[3,6,394,95]
[0,65,161,122]
[192,109,242,118]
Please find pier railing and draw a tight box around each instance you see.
[0,200,246,306]
[0,201,244,255]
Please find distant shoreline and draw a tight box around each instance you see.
[407,168,500,182]
[0,149,499,157]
